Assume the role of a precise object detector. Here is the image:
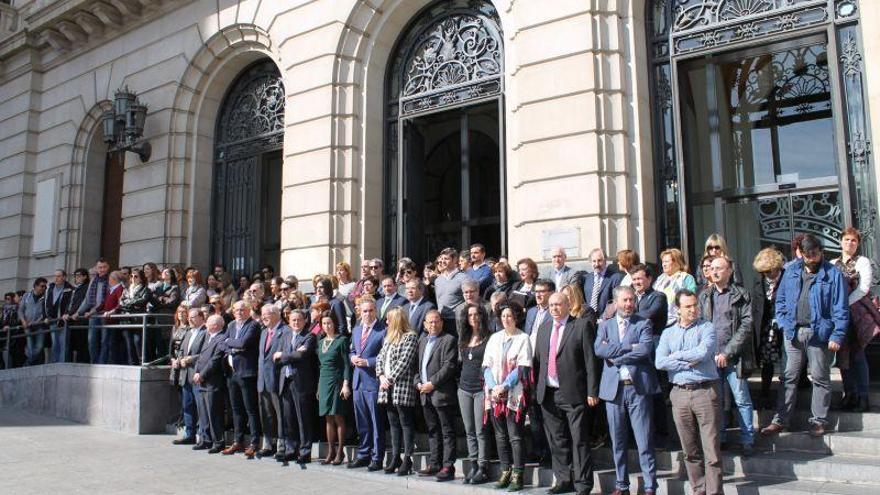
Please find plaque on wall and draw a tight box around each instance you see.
[540,227,580,260]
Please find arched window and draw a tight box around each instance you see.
[384,0,505,265]
[212,60,285,276]
[647,0,876,281]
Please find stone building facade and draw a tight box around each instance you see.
[0,0,877,291]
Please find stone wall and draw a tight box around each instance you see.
[0,363,180,434]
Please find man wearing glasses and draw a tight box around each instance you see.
[19,277,48,366]
[761,234,849,438]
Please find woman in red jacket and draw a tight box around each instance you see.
[98,270,125,364]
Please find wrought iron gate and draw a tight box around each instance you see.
[212,61,284,276]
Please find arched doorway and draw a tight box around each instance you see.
[384,0,505,266]
[646,0,878,287]
[211,60,284,277]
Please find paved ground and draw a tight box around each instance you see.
[0,408,440,495]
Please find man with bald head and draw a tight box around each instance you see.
[534,292,600,495]
[257,304,290,458]
[545,247,581,292]
[193,314,228,454]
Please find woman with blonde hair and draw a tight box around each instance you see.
[183,269,207,308]
[701,233,743,284]
[654,248,697,328]
[335,262,356,299]
[376,308,419,475]
[562,283,591,320]
[751,247,786,409]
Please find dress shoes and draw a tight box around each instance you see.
[384,456,402,474]
[221,443,245,455]
[809,423,826,437]
[191,443,210,451]
[244,445,258,459]
[418,465,440,476]
[257,448,275,459]
[546,483,575,494]
[208,445,224,454]
[173,437,196,445]
[435,466,455,482]
[347,457,371,469]
[367,460,383,471]
[296,454,311,464]
[760,423,785,437]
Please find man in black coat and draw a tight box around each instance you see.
[533,292,601,495]
[173,308,207,446]
[416,310,459,482]
[274,308,318,463]
[193,314,228,454]
[223,301,262,458]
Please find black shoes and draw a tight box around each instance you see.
[470,462,489,484]
[207,445,224,454]
[396,457,413,476]
[384,455,402,474]
[435,466,455,482]
[347,457,371,469]
[418,465,440,476]
[173,437,196,445]
[367,460,383,471]
[547,482,575,494]
[191,443,210,451]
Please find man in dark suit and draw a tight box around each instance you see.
[173,308,207,446]
[534,292,601,495]
[274,309,318,463]
[257,304,289,458]
[524,278,555,464]
[193,314,228,454]
[222,301,262,458]
[595,286,660,495]
[416,309,460,482]
[376,276,406,320]
[348,299,387,470]
[583,248,624,317]
[44,269,72,363]
[402,279,435,336]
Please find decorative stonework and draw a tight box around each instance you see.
[840,33,863,81]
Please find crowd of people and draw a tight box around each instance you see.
[1,232,878,495]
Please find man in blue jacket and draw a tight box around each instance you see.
[222,301,262,458]
[761,234,849,438]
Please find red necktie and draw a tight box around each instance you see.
[360,324,371,353]
[265,327,274,352]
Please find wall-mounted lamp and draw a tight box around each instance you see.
[101,86,151,162]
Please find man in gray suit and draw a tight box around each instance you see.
[173,308,206,446]
[257,304,289,458]
[595,286,660,495]
[545,247,581,292]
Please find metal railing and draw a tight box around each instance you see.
[1,312,175,369]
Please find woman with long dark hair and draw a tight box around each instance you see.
[457,302,492,484]
[316,310,351,465]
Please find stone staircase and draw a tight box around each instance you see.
[180,373,880,493]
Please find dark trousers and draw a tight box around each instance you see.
[123,329,141,365]
[541,388,594,492]
[228,375,261,446]
[181,381,198,439]
[354,389,385,462]
[200,386,226,447]
[492,410,525,469]
[528,397,550,460]
[423,401,457,468]
[259,389,283,450]
[386,398,415,458]
[281,382,315,457]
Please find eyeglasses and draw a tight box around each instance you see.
[369,265,380,270]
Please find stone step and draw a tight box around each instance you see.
[753,409,880,432]
[754,430,880,457]
[718,450,880,484]
[660,474,877,495]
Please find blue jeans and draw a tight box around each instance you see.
[51,323,67,363]
[719,365,754,446]
[181,382,199,439]
[25,327,46,366]
[88,316,102,364]
[842,347,869,396]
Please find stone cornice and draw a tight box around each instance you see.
[0,0,183,65]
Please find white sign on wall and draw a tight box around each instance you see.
[32,175,60,256]
[540,227,580,260]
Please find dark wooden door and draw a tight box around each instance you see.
[100,152,123,268]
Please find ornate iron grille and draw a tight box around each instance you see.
[212,61,285,275]
[646,0,877,258]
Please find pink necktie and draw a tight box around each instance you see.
[265,328,274,352]
[619,319,627,342]
[548,321,561,381]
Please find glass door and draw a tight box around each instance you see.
[679,34,844,273]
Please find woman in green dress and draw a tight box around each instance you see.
[317,310,351,465]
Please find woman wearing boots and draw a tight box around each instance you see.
[316,311,352,465]
[483,302,532,491]
[376,308,419,476]
[457,303,492,484]
[751,248,785,410]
